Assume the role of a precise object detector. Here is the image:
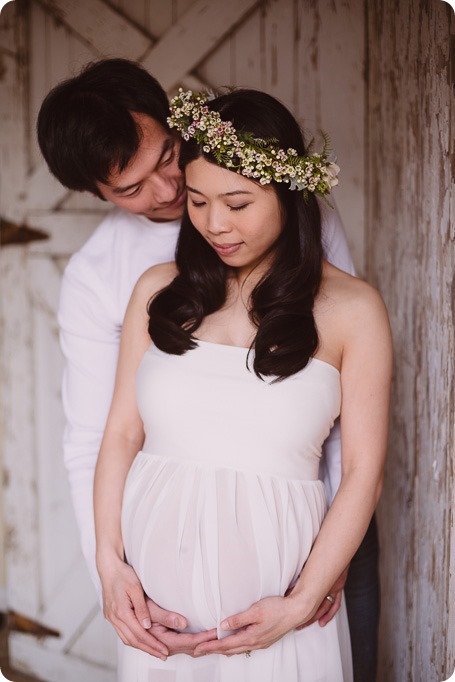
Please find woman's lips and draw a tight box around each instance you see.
[211,241,243,256]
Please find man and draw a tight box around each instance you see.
[37,58,379,679]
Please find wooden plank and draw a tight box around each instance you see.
[0,249,41,617]
[367,1,455,679]
[35,0,151,59]
[317,0,365,275]
[196,29,233,87]
[145,0,174,36]
[29,258,79,610]
[0,3,41,621]
[26,211,106,255]
[114,0,148,31]
[261,0,294,105]
[0,1,28,223]
[25,162,70,212]
[141,0,260,91]
[222,5,263,89]
[9,633,115,682]
[29,1,48,170]
[448,8,455,672]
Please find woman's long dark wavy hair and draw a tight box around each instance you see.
[148,89,323,380]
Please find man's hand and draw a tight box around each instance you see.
[293,566,349,630]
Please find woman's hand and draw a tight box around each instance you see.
[149,620,218,656]
[99,556,186,660]
[193,595,311,657]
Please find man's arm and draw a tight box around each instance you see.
[59,256,120,595]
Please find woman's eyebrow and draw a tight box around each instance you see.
[186,186,253,197]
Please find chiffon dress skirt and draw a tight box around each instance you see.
[120,341,353,681]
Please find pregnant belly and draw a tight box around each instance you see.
[121,451,326,633]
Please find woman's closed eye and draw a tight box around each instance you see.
[190,201,250,212]
[228,204,249,212]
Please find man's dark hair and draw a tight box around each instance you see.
[37,58,170,198]
[148,89,323,381]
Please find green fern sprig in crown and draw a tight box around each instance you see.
[168,89,340,201]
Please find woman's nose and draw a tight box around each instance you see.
[207,209,231,235]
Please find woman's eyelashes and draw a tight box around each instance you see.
[190,200,250,212]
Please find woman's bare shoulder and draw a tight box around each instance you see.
[321,261,386,312]
[320,261,391,347]
[134,261,178,297]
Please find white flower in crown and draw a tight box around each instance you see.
[168,89,340,201]
[324,162,340,188]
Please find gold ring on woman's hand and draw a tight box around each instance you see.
[325,594,335,604]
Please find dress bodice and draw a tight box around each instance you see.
[136,341,341,481]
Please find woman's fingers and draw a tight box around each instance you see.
[194,631,250,656]
[150,624,218,656]
[109,616,169,660]
[104,585,169,658]
[129,583,153,629]
[146,597,188,631]
[108,610,169,661]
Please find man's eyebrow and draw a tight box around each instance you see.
[112,138,174,195]
[186,186,253,197]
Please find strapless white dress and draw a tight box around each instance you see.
[120,341,353,681]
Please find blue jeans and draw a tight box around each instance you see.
[344,515,380,682]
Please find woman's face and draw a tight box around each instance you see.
[185,157,284,273]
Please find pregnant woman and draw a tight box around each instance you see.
[94,88,392,681]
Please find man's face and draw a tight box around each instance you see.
[96,113,186,222]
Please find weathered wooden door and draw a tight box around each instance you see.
[0,0,263,679]
[0,2,115,678]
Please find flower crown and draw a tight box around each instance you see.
[167,89,340,200]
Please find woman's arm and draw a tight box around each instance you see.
[93,268,169,659]
[94,263,217,659]
[193,280,392,656]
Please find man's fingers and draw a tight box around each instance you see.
[318,591,342,627]
[146,597,187,631]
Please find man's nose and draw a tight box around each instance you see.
[152,173,179,204]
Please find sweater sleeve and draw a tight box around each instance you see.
[58,255,121,598]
